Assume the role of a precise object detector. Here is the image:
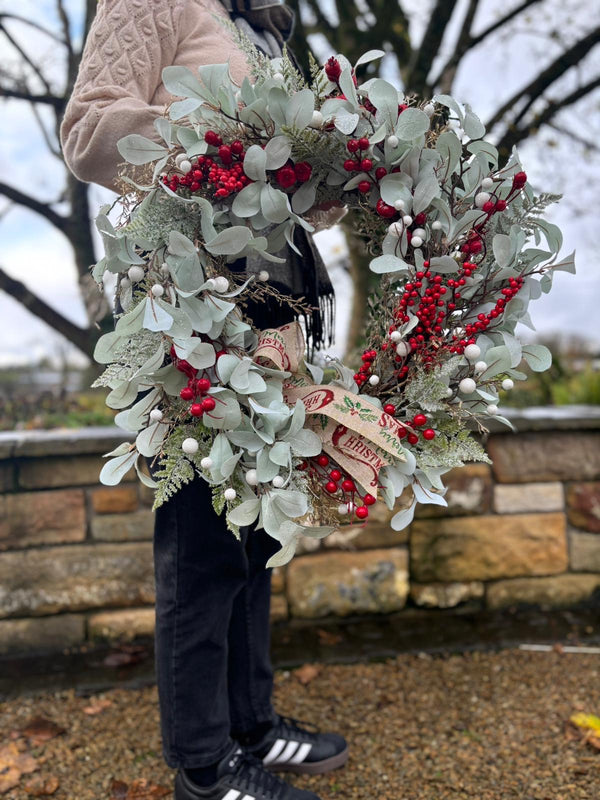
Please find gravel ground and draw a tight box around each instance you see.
[1,648,600,799]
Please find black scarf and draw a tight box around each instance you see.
[219,0,335,353]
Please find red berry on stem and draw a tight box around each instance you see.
[360,158,373,171]
[375,167,387,181]
[423,428,436,440]
[180,387,194,401]
[407,433,419,445]
[344,159,358,172]
[218,145,232,164]
[347,139,360,153]
[276,166,296,189]
[202,396,216,412]
[355,506,369,520]
[364,494,376,506]
[204,130,222,146]
[330,469,342,482]
[358,137,370,150]
[325,56,342,82]
[190,403,204,417]
[358,180,371,193]
[325,481,338,494]
[294,162,312,182]
[197,378,211,394]
[495,199,507,211]
[317,454,330,467]
[231,140,244,155]
[383,403,396,415]
[413,413,427,427]
[341,479,355,492]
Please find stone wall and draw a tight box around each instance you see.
[1,407,599,655]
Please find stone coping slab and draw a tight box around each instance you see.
[0,406,598,460]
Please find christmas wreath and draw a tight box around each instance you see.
[93,35,575,566]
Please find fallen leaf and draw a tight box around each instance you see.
[103,646,146,668]
[0,742,38,794]
[294,664,322,685]
[83,699,113,715]
[21,718,65,747]
[110,779,170,799]
[23,775,59,796]
[109,779,129,800]
[126,779,171,798]
[316,628,343,646]
[570,712,600,734]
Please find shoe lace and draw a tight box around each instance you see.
[275,714,319,739]
[232,750,288,800]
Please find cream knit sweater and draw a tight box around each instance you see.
[60,0,250,191]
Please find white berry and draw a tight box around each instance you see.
[402,215,413,226]
[390,331,402,343]
[474,361,488,374]
[487,404,499,416]
[175,153,187,167]
[120,277,131,289]
[502,378,514,391]
[423,103,435,117]
[464,344,481,360]
[149,408,163,422]
[310,110,324,128]
[258,270,270,281]
[411,235,423,248]
[200,456,213,470]
[224,488,237,501]
[245,469,258,486]
[213,276,229,293]
[475,192,491,208]
[337,504,348,516]
[368,375,380,386]
[431,220,442,231]
[179,159,192,173]
[459,377,477,395]
[412,227,426,238]
[388,222,403,237]
[387,135,399,148]
[128,265,145,283]
[395,342,410,357]
[445,387,453,398]
[394,199,405,211]
[481,177,494,190]
[273,72,284,82]
[272,475,285,488]
[160,263,170,275]
[151,284,165,297]
[182,437,199,455]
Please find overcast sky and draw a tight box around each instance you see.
[0,0,598,367]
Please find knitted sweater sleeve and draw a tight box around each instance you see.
[60,0,186,191]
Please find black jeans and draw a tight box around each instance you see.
[153,475,280,768]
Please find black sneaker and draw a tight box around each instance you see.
[248,715,349,775]
[174,741,322,800]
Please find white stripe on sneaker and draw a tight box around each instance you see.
[221,791,241,800]
[277,741,300,764]
[240,795,255,800]
[289,742,312,764]
[262,738,287,765]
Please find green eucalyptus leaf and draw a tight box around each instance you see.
[100,450,137,486]
[522,343,552,372]
[395,108,430,140]
[243,145,267,181]
[205,226,252,256]
[117,135,167,165]
[285,88,314,130]
[228,498,261,527]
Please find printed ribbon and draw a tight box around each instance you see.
[254,323,407,496]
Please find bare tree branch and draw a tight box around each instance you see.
[496,74,600,154]
[0,266,94,358]
[0,21,52,93]
[486,25,600,131]
[0,13,64,44]
[430,0,543,91]
[0,85,65,109]
[0,181,67,232]
[406,0,460,96]
[547,121,600,153]
[30,103,63,159]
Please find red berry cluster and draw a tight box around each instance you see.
[385,412,435,446]
[162,131,251,200]
[276,161,313,190]
[353,348,377,387]
[179,376,216,417]
[393,262,450,365]
[312,453,376,520]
